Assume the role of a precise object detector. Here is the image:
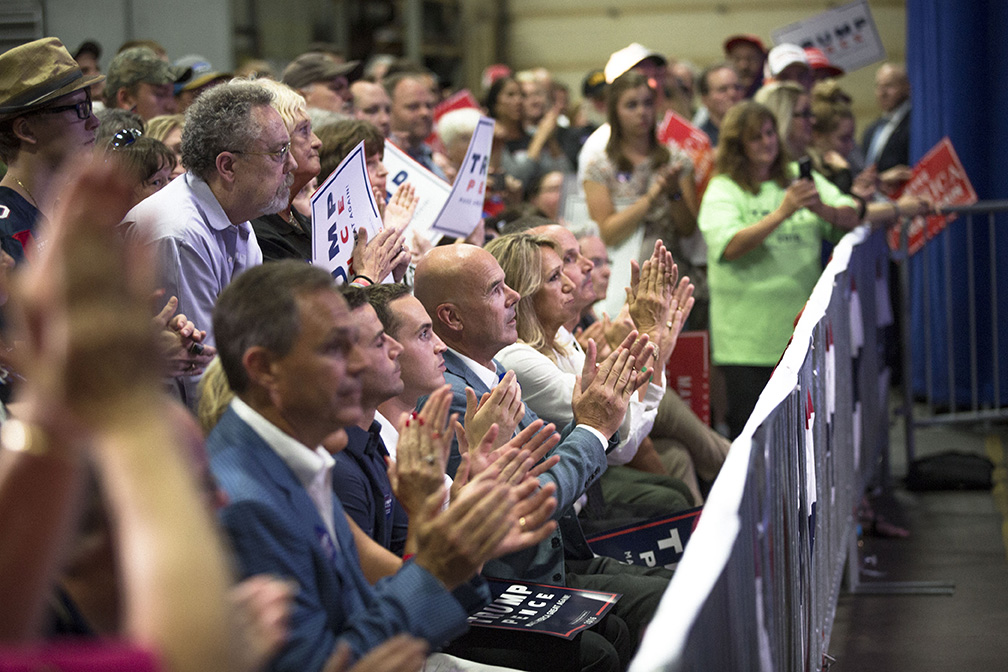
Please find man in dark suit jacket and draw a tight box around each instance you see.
[862,63,912,189]
[206,261,555,672]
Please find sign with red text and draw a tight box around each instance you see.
[430,115,495,238]
[469,580,620,639]
[311,140,383,283]
[383,140,451,246]
[772,0,885,73]
[665,331,710,426]
[586,507,703,571]
[886,137,978,255]
[657,111,715,199]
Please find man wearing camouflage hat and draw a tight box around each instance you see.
[282,52,361,115]
[104,46,180,120]
[0,37,103,264]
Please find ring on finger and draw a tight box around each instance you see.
[518,516,527,528]
[423,455,435,465]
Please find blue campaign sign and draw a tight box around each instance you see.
[586,507,703,570]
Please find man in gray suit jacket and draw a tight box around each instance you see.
[415,244,674,666]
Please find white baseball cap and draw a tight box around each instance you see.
[604,43,667,83]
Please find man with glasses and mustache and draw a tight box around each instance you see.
[124,80,296,408]
[0,38,103,265]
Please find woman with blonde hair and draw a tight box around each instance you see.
[489,231,699,515]
[145,113,186,178]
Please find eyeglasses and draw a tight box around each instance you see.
[28,95,94,121]
[792,109,814,119]
[110,128,143,149]
[230,141,291,163]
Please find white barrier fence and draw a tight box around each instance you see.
[631,226,891,672]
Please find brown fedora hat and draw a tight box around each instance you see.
[0,37,105,120]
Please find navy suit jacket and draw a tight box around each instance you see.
[208,406,487,672]
[335,422,410,555]
[432,349,608,584]
[861,111,910,173]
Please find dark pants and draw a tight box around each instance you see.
[566,556,673,655]
[444,612,629,672]
[720,364,774,439]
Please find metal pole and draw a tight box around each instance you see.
[899,216,917,466]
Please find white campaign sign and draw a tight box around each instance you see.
[382,140,450,246]
[430,115,495,238]
[772,0,886,73]
[311,140,383,283]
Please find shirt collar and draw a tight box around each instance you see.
[230,397,335,489]
[184,171,243,232]
[374,410,400,462]
[886,99,911,124]
[447,347,501,391]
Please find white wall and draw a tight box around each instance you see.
[43,0,233,70]
[505,0,908,134]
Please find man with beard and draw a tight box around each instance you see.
[124,80,296,407]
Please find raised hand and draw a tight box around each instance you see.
[389,385,455,518]
[383,182,419,233]
[462,370,524,454]
[571,331,642,438]
[351,225,409,283]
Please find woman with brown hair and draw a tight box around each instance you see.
[698,101,858,436]
[581,70,701,322]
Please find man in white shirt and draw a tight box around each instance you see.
[207,260,556,672]
[124,80,295,407]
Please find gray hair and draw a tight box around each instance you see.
[181,79,274,181]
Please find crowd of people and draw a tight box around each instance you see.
[0,30,933,672]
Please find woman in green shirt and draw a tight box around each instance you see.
[698,101,859,437]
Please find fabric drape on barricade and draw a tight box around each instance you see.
[630,227,891,672]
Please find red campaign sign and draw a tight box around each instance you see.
[427,89,481,151]
[657,111,715,201]
[434,88,480,122]
[886,137,978,255]
[665,330,710,426]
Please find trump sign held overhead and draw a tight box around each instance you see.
[772,0,886,73]
[311,140,383,283]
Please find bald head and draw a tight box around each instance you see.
[414,244,520,367]
[875,63,909,113]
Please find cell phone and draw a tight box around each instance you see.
[798,157,813,180]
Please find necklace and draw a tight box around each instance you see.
[10,176,40,210]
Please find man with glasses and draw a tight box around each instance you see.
[0,37,103,264]
[124,80,296,408]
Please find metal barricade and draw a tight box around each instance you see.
[630,227,891,672]
[897,201,1008,465]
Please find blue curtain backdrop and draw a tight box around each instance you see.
[906,0,1008,406]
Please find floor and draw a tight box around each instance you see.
[827,407,1008,670]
